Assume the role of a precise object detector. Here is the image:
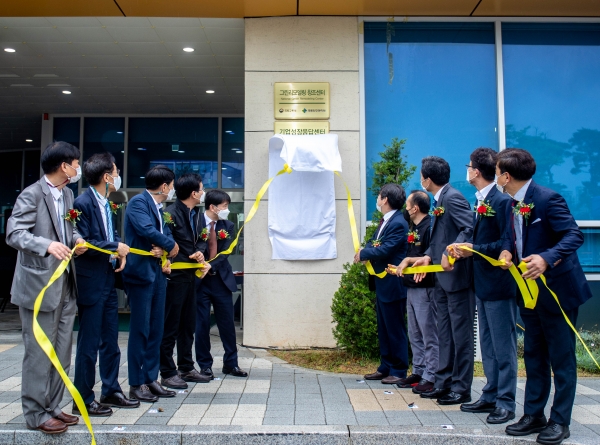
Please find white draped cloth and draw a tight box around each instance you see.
[268,134,342,260]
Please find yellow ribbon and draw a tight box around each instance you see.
[33,247,96,445]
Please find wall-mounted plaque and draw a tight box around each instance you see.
[274,121,330,136]
[274,82,330,120]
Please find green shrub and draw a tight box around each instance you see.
[575,330,600,374]
[331,137,414,359]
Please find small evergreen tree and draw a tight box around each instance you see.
[331,138,415,358]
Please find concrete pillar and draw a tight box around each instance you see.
[243,17,361,347]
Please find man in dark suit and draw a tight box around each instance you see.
[160,173,211,389]
[357,184,409,384]
[7,142,86,434]
[403,156,475,405]
[122,165,179,402]
[73,152,139,416]
[496,149,592,445]
[196,189,248,379]
[449,148,517,424]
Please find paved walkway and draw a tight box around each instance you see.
[0,309,600,444]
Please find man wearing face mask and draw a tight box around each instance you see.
[447,148,517,424]
[196,189,248,379]
[122,165,180,402]
[7,141,87,434]
[387,190,438,393]
[72,152,139,416]
[160,173,212,389]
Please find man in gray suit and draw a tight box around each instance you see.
[399,156,475,405]
[6,141,87,434]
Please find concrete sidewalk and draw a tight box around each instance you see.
[0,311,599,444]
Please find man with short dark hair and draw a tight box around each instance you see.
[160,173,212,389]
[390,190,438,393]
[356,184,409,385]
[72,152,139,416]
[122,165,180,402]
[196,189,248,379]
[496,149,592,445]
[449,148,517,424]
[7,141,87,434]
[399,156,475,405]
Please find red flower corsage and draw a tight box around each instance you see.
[514,201,535,225]
[162,212,176,226]
[407,231,420,244]
[372,239,382,248]
[475,200,495,218]
[217,229,229,240]
[429,206,445,217]
[109,201,123,215]
[64,208,82,226]
[200,227,209,241]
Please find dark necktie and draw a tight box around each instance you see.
[430,198,437,232]
[190,209,196,238]
[511,200,518,260]
[209,221,217,260]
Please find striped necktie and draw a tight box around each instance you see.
[104,200,117,268]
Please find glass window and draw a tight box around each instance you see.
[502,23,600,221]
[0,151,23,234]
[127,118,218,189]
[222,118,244,189]
[53,117,81,197]
[580,228,600,273]
[364,22,498,216]
[82,118,125,187]
[23,150,41,188]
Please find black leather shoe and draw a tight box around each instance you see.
[161,374,188,389]
[506,414,548,436]
[437,391,471,405]
[148,380,176,398]
[101,392,140,409]
[364,371,388,380]
[222,366,248,377]
[72,400,112,417]
[201,367,215,380]
[396,374,422,388]
[460,398,496,413]
[536,421,570,445]
[180,369,211,383]
[420,387,450,399]
[487,407,515,424]
[129,384,159,403]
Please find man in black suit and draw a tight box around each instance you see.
[73,152,139,416]
[400,156,475,405]
[196,190,248,379]
[496,149,593,445]
[160,174,212,389]
[357,184,409,385]
[449,148,517,424]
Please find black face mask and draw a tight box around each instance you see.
[402,208,411,223]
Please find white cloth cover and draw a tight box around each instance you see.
[268,134,341,260]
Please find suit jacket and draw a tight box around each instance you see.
[164,199,205,282]
[73,187,121,306]
[6,178,80,311]
[198,215,238,293]
[424,184,473,293]
[469,186,516,300]
[359,210,408,303]
[501,180,592,312]
[121,191,175,286]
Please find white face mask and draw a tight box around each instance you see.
[376,204,382,212]
[66,164,82,183]
[216,207,230,220]
[167,187,176,200]
[466,169,471,183]
[420,178,428,193]
[200,192,205,204]
[109,175,122,192]
[495,175,505,194]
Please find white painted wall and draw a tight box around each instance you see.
[243,17,361,347]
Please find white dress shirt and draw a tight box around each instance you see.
[44,176,66,243]
[146,190,163,234]
[376,209,397,239]
[475,182,496,204]
[512,179,532,261]
[433,183,448,204]
[91,188,109,238]
[204,212,217,233]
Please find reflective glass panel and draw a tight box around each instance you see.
[502,23,600,220]
[23,150,41,188]
[580,228,600,273]
[128,118,218,188]
[82,118,125,187]
[364,22,498,217]
[52,117,81,197]
[221,118,244,189]
[0,151,23,234]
